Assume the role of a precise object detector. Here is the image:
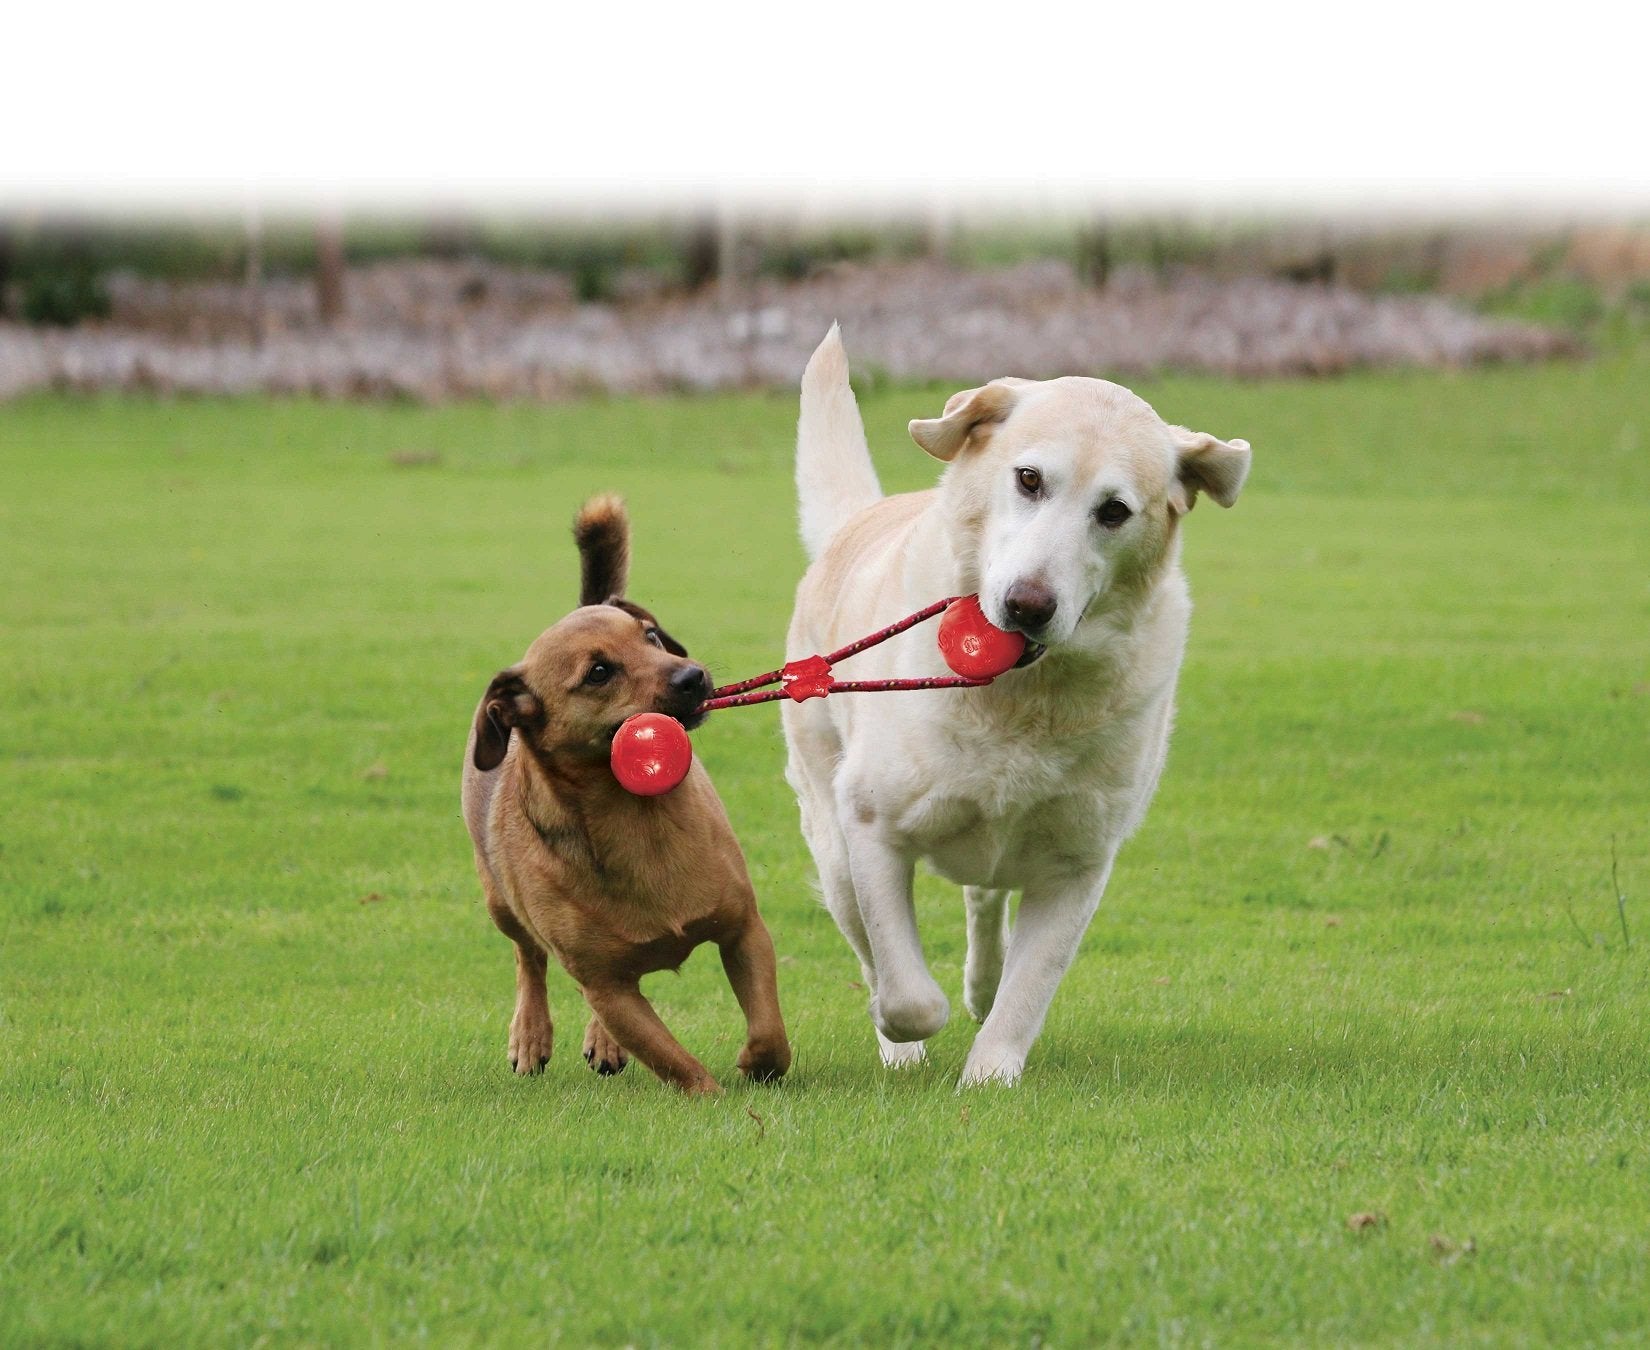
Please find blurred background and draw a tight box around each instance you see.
[7,0,1647,403]
[3,206,1647,400]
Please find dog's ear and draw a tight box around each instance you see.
[574,493,630,605]
[908,380,1027,462]
[605,597,689,657]
[471,669,543,772]
[1168,426,1251,515]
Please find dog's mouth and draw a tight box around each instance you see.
[655,692,709,731]
[604,704,706,744]
[1013,640,1047,669]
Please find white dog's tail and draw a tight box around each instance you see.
[796,324,882,561]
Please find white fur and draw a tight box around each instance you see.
[782,330,1249,1086]
[796,323,882,561]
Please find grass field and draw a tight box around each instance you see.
[3,350,1649,1345]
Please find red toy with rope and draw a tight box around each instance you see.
[610,594,1025,796]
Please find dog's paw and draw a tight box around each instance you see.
[963,953,1002,1022]
[877,1032,928,1070]
[738,1035,792,1083]
[957,1043,1024,1088]
[963,983,997,1024]
[508,1015,553,1076]
[581,1017,630,1077]
[872,981,950,1044]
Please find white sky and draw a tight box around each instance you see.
[4,0,1647,217]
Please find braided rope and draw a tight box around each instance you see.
[696,596,990,713]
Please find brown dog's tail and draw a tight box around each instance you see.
[574,494,630,605]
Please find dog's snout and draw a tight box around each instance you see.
[670,664,711,698]
[1004,580,1058,633]
[666,663,713,731]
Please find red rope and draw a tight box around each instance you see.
[697,688,787,711]
[703,666,788,699]
[829,676,990,694]
[696,596,988,713]
[820,595,958,666]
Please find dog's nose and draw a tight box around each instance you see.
[669,664,711,698]
[1004,580,1058,633]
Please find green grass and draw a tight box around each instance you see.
[3,350,1649,1346]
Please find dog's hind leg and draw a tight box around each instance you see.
[963,887,1012,1023]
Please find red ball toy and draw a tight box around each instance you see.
[937,595,1026,679]
[610,713,694,796]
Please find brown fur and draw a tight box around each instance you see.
[573,493,630,607]
[461,498,790,1093]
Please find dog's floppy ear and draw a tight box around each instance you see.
[605,597,689,657]
[1168,426,1251,515]
[574,493,630,606]
[908,380,1027,462]
[471,668,543,772]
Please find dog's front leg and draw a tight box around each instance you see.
[505,941,554,1075]
[581,981,720,1095]
[481,883,554,1075]
[959,860,1113,1087]
[718,915,792,1082]
[581,1016,629,1076]
[840,814,949,1044]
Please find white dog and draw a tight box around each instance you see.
[781,326,1251,1085]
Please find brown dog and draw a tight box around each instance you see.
[461,495,790,1094]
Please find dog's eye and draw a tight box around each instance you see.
[1095,498,1133,527]
[1015,467,1043,497]
[644,628,663,649]
[583,662,616,686]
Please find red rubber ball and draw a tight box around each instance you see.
[937,595,1026,679]
[610,713,694,796]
